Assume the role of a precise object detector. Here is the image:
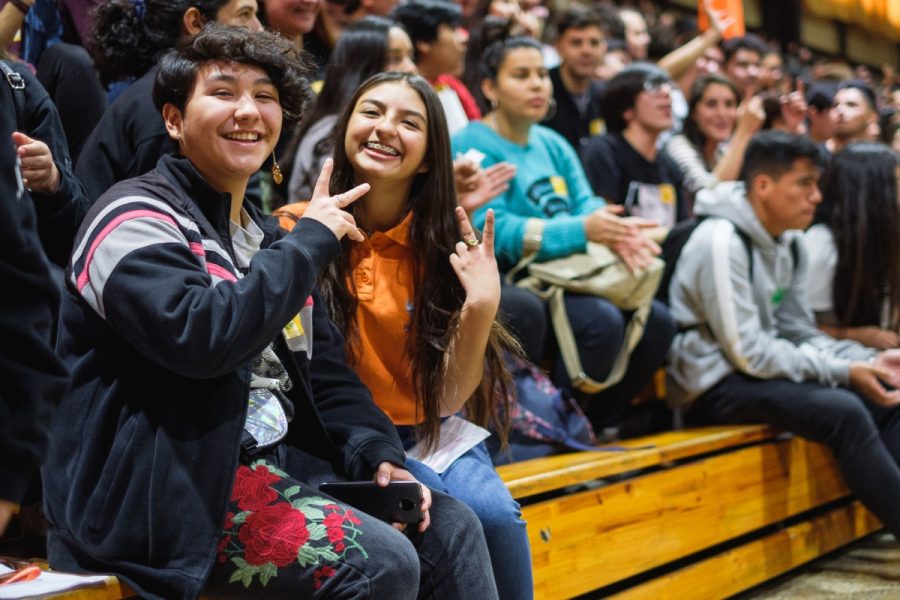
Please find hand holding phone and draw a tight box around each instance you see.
[319,481,424,525]
[374,462,432,533]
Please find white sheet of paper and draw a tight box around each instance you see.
[456,148,486,168]
[0,565,111,599]
[406,415,491,474]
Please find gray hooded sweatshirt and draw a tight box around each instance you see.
[666,181,875,407]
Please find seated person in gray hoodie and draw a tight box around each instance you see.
[666,130,900,538]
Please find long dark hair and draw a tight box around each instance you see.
[321,72,516,449]
[89,0,230,85]
[292,17,397,152]
[683,73,740,165]
[816,143,900,330]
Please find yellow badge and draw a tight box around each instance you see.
[589,118,605,136]
[659,183,675,204]
[550,176,568,196]
[282,314,304,341]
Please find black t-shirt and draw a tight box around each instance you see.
[581,131,688,225]
[542,66,606,155]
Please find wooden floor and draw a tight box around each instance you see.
[742,532,900,599]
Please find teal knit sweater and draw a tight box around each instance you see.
[451,122,606,270]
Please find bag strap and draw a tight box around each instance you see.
[545,283,650,393]
[734,225,753,279]
[504,217,544,284]
[508,217,653,394]
[0,61,26,131]
[789,236,800,269]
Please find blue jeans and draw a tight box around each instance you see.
[404,442,534,600]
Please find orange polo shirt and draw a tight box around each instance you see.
[275,204,421,424]
[349,212,421,425]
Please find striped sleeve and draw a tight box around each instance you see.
[663,135,718,196]
[68,189,342,378]
[70,196,209,319]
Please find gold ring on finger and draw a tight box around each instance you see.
[465,238,479,247]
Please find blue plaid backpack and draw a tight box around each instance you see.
[488,355,598,465]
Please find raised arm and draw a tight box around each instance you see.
[712,96,765,182]
[439,208,502,416]
[658,29,722,81]
[657,0,731,80]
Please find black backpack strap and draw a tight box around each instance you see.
[734,226,754,279]
[732,226,802,278]
[0,61,26,131]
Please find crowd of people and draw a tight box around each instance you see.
[2,0,899,598]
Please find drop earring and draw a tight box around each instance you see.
[271,154,283,185]
[544,97,558,121]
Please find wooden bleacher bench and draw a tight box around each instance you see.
[26,573,134,600]
[496,424,882,600]
[19,425,879,599]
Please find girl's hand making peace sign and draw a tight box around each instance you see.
[450,207,501,315]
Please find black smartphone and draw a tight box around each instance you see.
[319,481,424,524]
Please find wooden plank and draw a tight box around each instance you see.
[53,577,131,599]
[525,435,855,600]
[498,425,773,499]
[610,501,882,600]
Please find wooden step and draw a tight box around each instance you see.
[41,577,133,600]
[27,425,878,599]
[524,434,859,599]
[610,500,881,600]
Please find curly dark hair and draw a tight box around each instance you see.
[152,24,312,124]
[320,72,519,450]
[88,0,232,86]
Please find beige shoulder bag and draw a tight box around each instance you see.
[505,218,663,393]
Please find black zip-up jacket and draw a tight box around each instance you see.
[0,107,68,507]
[3,60,90,266]
[75,68,178,204]
[43,155,406,599]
